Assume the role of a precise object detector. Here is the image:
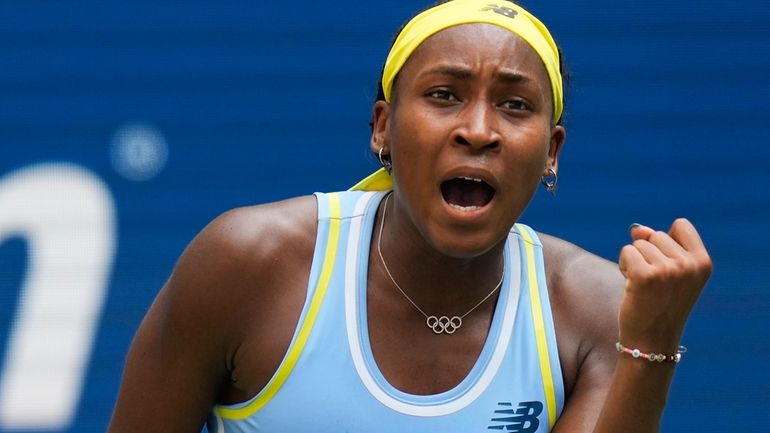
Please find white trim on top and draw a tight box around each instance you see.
[344,193,522,417]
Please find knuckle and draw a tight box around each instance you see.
[618,245,633,263]
[650,230,668,241]
[673,255,696,273]
[695,249,712,263]
[663,260,682,275]
[670,218,689,234]
[676,252,712,278]
[631,266,654,283]
[653,264,678,284]
[621,248,635,262]
[697,255,714,276]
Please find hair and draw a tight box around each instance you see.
[371,0,571,127]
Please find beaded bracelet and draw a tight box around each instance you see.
[615,342,687,363]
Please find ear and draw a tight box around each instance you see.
[370,100,391,157]
[545,125,566,174]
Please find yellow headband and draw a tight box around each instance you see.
[352,0,563,192]
[383,0,562,123]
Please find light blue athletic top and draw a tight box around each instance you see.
[208,190,564,433]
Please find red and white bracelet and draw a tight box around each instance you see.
[615,342,687,363]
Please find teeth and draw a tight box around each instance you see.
[458,176,483,182]
[449,203,482,212]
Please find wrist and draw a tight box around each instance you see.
[618,328,683,354]
[616,341,687,364]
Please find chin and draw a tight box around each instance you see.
[426,226,508,260]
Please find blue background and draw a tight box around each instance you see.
[1,0,769,431]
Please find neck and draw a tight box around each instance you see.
[373,193,506,313]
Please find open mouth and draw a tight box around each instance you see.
[440,176,495,211]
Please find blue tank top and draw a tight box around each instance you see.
[208,191,564,432]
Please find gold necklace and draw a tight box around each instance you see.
[376,194,504,335]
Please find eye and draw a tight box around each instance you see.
[426,89,458,102]
[501,99,532,112]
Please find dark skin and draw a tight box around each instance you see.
[108,24,711,433]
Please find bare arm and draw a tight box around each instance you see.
[548,219,712,433]
[543,234,624,432]
[108,196,317,432]
[108,214,242,432]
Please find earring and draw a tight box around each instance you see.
[541,168,558,196]
[378,147,393,173]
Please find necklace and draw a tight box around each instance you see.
[376,194,505,335]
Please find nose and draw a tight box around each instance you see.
[451,100,501,152]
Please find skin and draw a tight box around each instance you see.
[108,23,712,433]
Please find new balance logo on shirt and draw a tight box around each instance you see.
[488,401,543,432]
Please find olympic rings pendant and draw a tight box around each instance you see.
[426,315,463,334]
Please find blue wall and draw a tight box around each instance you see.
[0,1,768,431]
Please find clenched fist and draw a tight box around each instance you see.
[617,218,713,353]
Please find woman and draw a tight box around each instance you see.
[108,1,712,431]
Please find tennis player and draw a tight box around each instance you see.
[108,1,712,432]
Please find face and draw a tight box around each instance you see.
[371,23,565,258]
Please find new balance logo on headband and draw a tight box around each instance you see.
[480,4,519,19]
[488,401,543,432]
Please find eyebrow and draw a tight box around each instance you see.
[421,65,534,85]
[493,70,533,85]
[422,65,474,80]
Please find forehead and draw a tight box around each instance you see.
[398,23,550,87]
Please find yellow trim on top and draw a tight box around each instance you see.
[516,224,557,430]
[216,193,343,420]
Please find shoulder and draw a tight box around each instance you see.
[538,232,623,326]
[108,195,321,427]
[186,194,318,270]
[537,232,624,394]
[167,193,319,303]
[157,194,320,357]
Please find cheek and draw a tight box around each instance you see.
[505,129,551,166]
[499,131,553,194]
[390,110,443,164]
